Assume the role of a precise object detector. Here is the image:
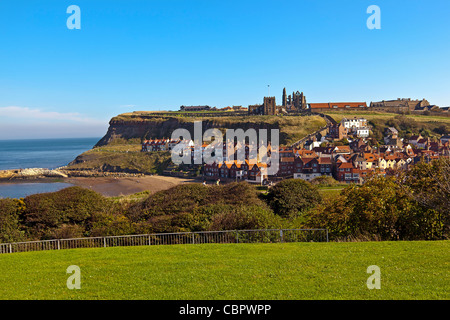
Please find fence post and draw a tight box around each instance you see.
[58,239,61,250]
[103,237,107,248]
[192,233,195,244]
[9,244,12,254]
[280,229,284,243]
[326,229,329,242]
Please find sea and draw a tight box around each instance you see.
[0,137,100,199]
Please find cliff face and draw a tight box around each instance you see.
[95,117,284,147]
[96,118,182,146]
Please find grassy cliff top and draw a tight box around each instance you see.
[110,112,328,146]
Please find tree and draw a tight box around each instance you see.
[306,174,446,240]
[265,179,322,217]
[399,157,450,238]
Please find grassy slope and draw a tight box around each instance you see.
[324,111,449,133]
[323,110,450,123]
[317,185,347,201]
[0,241,448,300]
[66,145,172,174]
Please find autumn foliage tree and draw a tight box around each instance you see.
[306,172,447,240]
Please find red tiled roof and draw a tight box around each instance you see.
[335,146,351,151]
[364,153,377,161]
[300,157,317,165]
[338,162,355,169]
[318,157,332,164]
[296,149,317,157]
[309,102,367,109]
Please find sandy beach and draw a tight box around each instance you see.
[0,175,196,198]
[65,175,195,197]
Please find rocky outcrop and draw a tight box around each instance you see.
[0,168,68,180]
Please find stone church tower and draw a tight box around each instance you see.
[282,88,306,112]
[282,88,287,107]
[263,97,277,115]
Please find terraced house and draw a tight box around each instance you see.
[203,160,268,184]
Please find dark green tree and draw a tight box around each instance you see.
[265,179,322,217]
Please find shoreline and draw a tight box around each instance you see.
[0,174,196,197]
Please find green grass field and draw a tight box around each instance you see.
[0,241,448,300]
[317,185,347,201]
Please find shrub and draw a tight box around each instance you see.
[22,187,106,239]
[310,175,339,186]
[126,184,211,221]
[265,179,322,217]
[0,198,26,242]
[127,182,267,222]
[306,175,446,240]
[49,224,85,239]
[89,212,135,237]
[208,205,283,231]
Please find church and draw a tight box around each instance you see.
[248,88,307,115]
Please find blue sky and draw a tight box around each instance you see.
[0,0,449,139]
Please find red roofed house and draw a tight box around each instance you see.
[335,162,362,183]
[293,157,320,181]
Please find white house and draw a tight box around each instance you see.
[341,118,368,129]
[356,127,370,138]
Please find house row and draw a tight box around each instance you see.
[277,148,333,181]
[203,160,268,184]
[276,135,449,183]
[141,139,187,152]
[327,117,371,140]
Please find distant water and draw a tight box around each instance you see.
[0,137,100,199]
[0,137,100,170]
[0,182,75,199]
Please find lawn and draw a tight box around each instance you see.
[0,241,448,300]
[317,185,347,201]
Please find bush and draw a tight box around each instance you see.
[310,175,339,186]
[208,205,283,231]
[265,179,322,218]
[22,187,106,239]
[126,184,211,221]
[306,175,446,240]
[127,182,267,222]
[0,198,26,243]
[89,212,135,237]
